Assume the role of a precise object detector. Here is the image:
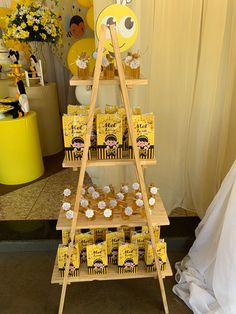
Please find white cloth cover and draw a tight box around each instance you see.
[173,160,236,314]
[19,94,30,113]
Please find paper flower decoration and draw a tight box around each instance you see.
[92,191,100,199]
[88,186,95,194]
[3,2,62,43]
[149,197,155,206]
[116,192,125,201]
[135,199,144,207]
[109,199,117,208]
[135,192,143,199]
[150,186,159,195]
[103,185,111,193]
[132,182,140,191]
[62,202,71,211]
[63,188,71,197]
[80,199,89,208]
[104,208,112,218]
[121,185,129,193]
[85,208,94,219]
[98,201,106,210]
[66,210,74,219]
[76,52,90,69]
[124,206,133,216]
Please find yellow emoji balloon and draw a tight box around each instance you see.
[96,1,138,53]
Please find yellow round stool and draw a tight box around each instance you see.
[0,111,44,184]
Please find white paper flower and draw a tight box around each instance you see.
[62,202,71,211]
[103,185,111,193]
[124,55,132,65]
[109,199,117,208]
[130,59,140,69]
[76,58,87,69]
[63,188,71,197]
[124,206,133,216]
[132,182,140,191]
[150,186,159,195]
[92,191,100,199]
[136,199,144,207]
[80,199,89,208]
[85,209,94,219]
[121,185,129,193]
[136,192,143,199]
[104,208,112,218]
[98,201,106,210]
[88,186,95,194]
[149,197,156,206]
[102,56,109,67]
[116,192,124,201]
[66,210,74,219]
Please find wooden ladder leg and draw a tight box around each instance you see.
[58,25,107,314]
[109,25,169,314]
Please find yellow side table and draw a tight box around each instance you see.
[0,111,44,184]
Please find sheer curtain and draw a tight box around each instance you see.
[93,0,236,217]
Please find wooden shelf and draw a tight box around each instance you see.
[51,259,172,284]
[69,75,148,86]
[63,157,157,168]
[56,194,169,230]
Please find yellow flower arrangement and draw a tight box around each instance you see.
[3,1,62,43]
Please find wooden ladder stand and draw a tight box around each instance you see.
[58,24,169,314]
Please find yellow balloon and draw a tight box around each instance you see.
[0,8,12,29]
[67,38,95,75]
[86,6,94,31]
[96,4,138,53]
[77,0,93,9]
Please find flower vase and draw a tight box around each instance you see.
[29,41,47,74]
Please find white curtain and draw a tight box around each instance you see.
[93,0,236,217]
[173,160,236,314]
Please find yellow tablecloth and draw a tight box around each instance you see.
[0,111,44,184]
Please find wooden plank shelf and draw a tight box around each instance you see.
[57,194,169,230]
[62,157,157,168]
[51,259,172,284]
[69,75,148,86]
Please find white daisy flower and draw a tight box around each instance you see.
[136,192,143,199]
[92,191,100,199]
[88,186,95,194]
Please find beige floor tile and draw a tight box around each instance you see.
[169,208,188,217]
[27,169,92,220]
[186,210,198,217]
[0,178,48,220]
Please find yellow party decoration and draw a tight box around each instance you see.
[4,39,31,60]
[96,0,138,53]
[67,38,95,75]
[0,7,12,29]
[86,6,94,31]
[77,0,93,9]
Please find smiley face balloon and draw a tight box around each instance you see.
[96,0,138,53]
